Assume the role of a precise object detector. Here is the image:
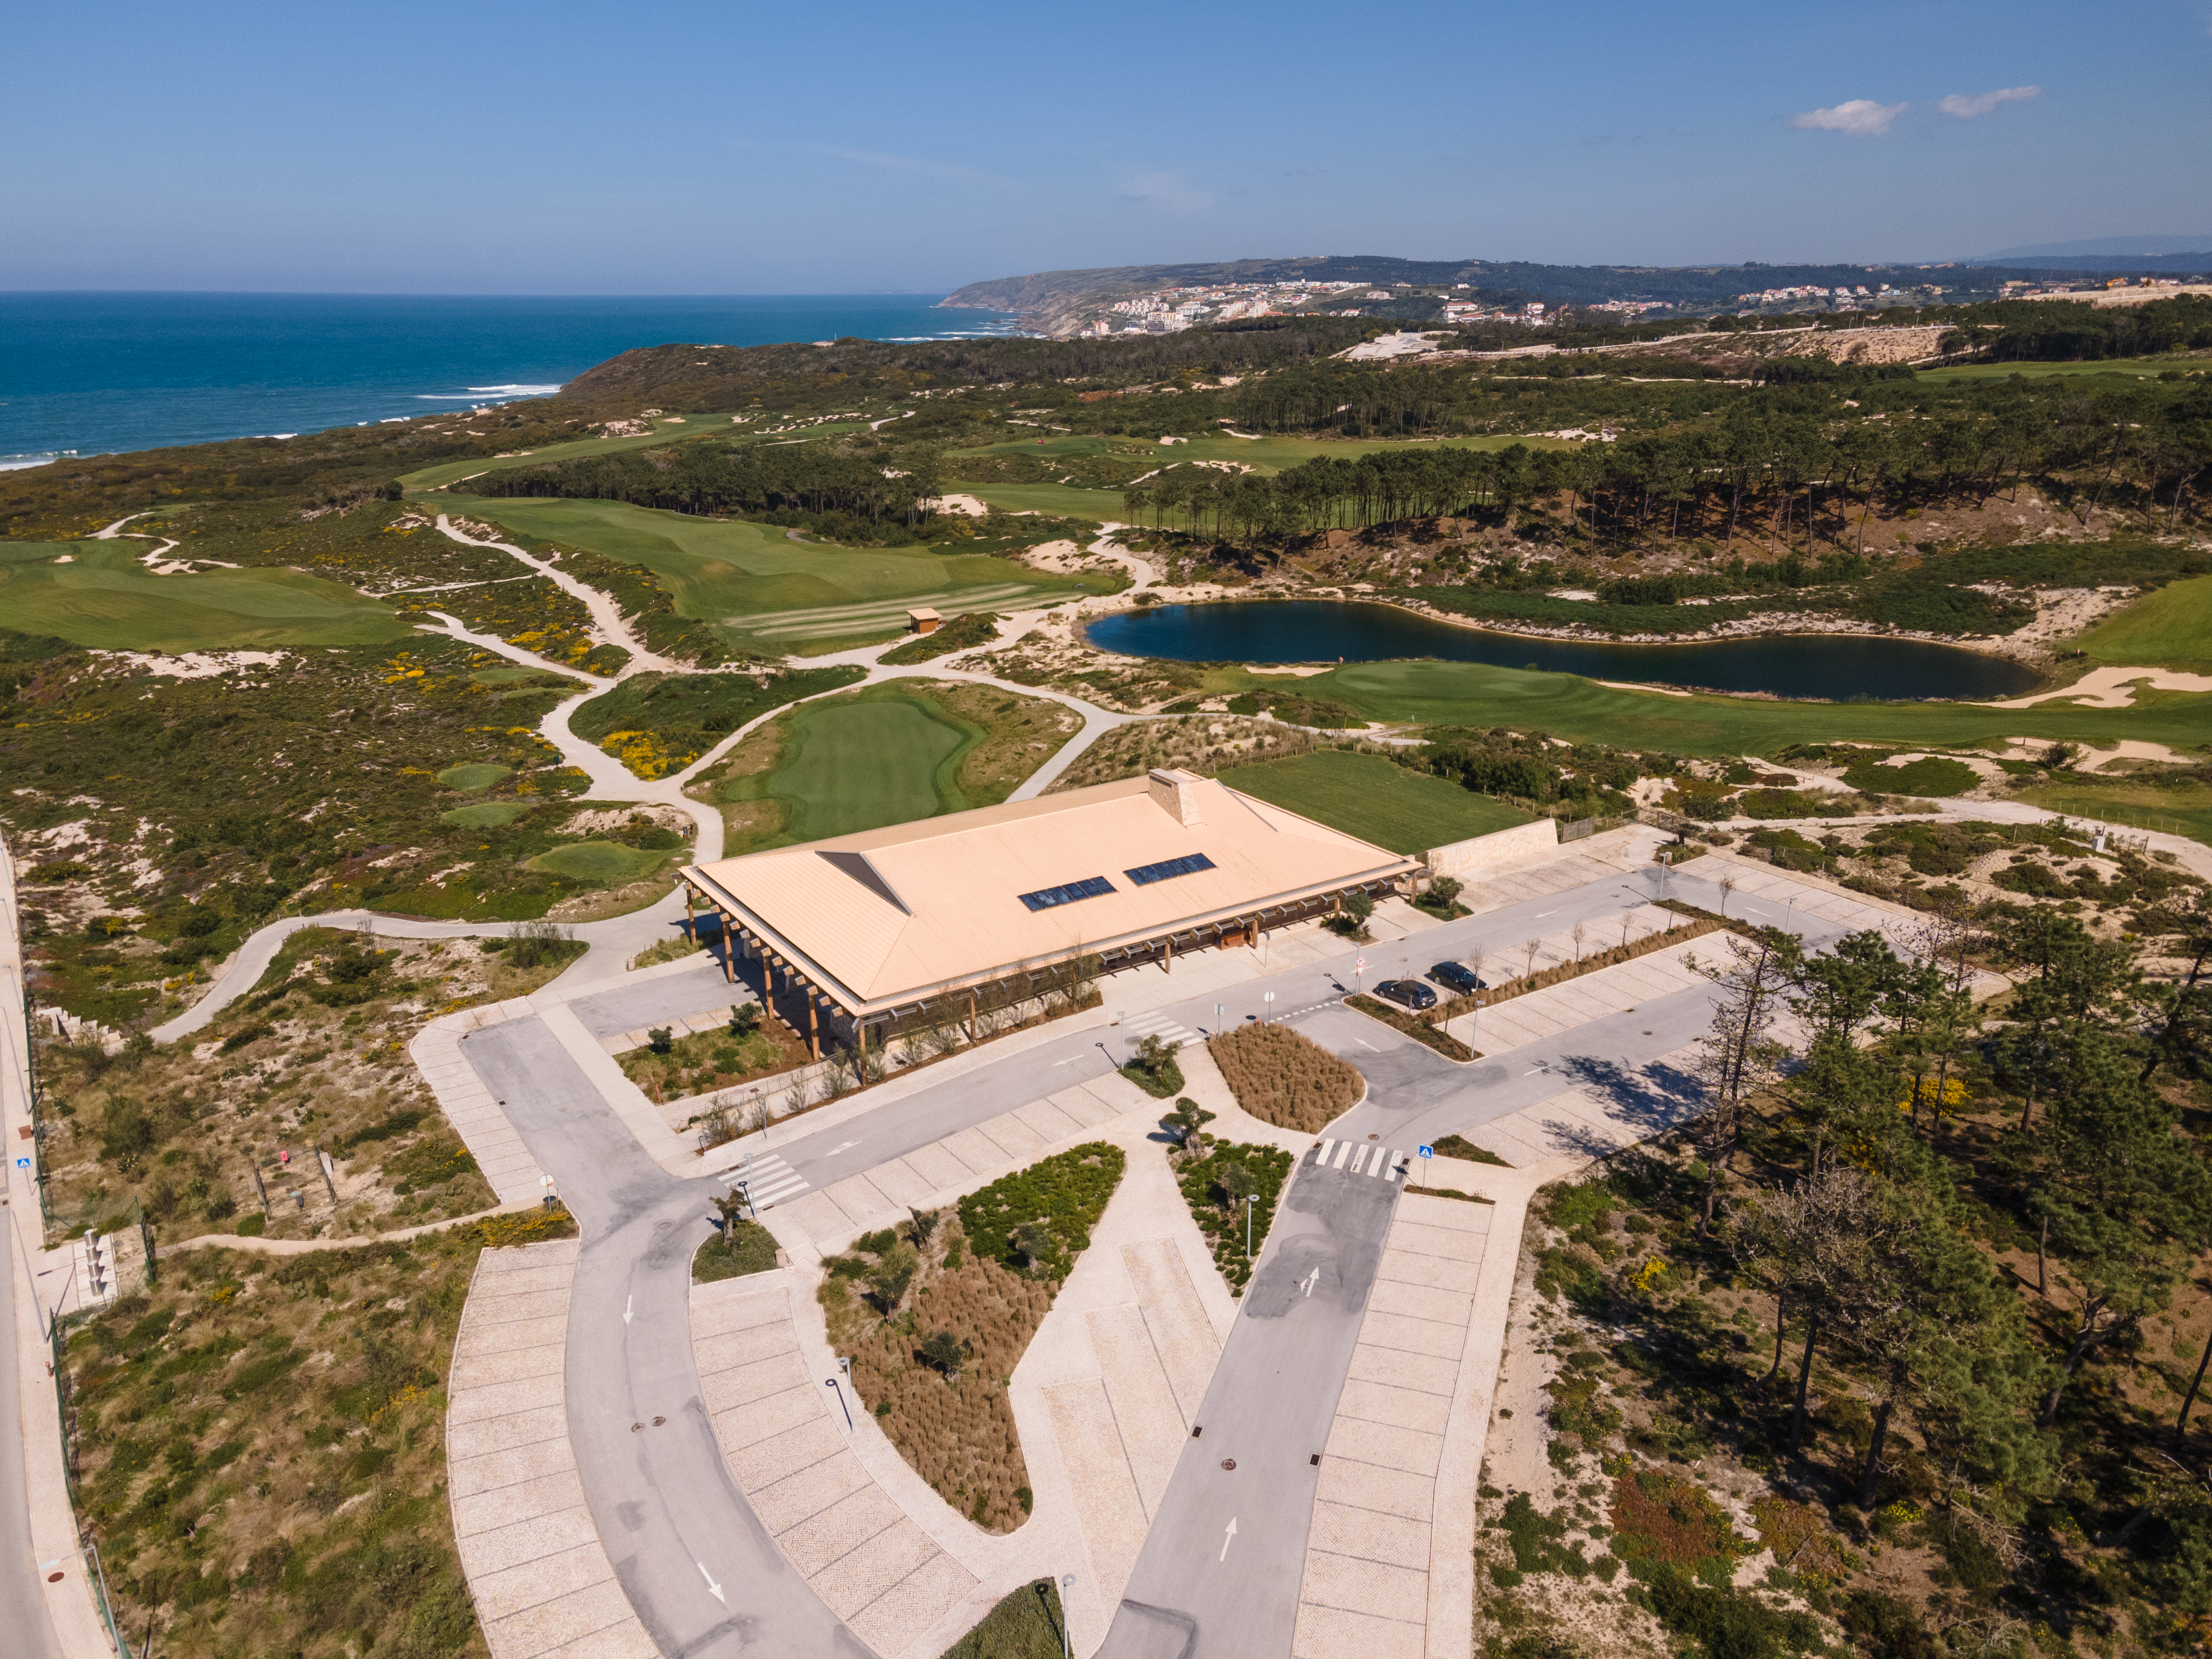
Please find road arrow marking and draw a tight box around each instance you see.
[623,1296,633,1326]
[1300,1267,1319,1297]
[827,1140,860,1155]
[699,1562,725,1604]
[1220,1517,1238,1562]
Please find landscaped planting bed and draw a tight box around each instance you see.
[820,1145,1125,1531]
[1171,1141,1294,1293]
[1207,1022,1363,1133]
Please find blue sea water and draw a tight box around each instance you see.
[0,291,1020,467]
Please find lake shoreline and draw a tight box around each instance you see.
[1081,592,2050,702]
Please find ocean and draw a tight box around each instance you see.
[0,291,1021,468]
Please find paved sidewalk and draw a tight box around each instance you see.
[1292,1188,1495,1659]
[2,839,109,1659]
[771,1075,1145,1256]
[445,1239,656,1659]
[689,1278,980,1659]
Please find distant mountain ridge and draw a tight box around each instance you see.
[938,253,2198,335]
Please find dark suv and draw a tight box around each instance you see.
[1374,978,1438,1011]
[1429,961,1488,995]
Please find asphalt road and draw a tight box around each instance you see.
[1097,1156,1399,1659]
[439,855,1868,1657]
[463,1019,870,1659]
[0,1220,65,1659]
[753,862,1834,1206]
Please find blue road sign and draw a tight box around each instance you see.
[1417,1144,1433,1160]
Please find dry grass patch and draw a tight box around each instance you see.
[820,1145,1125,1531]
[64,1207,576,1659]
[1207,1022,1363,1133]
[32,927,585,1245]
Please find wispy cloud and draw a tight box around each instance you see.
[1937,85,2042,118]
[1791,98,1908,135]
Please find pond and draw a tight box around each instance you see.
[1084,600,2042,702]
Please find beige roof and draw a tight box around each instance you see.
[682,769,1416,1014]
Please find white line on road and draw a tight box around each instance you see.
[699,1562,726,1604]
[827,1140,860,1155]
[1300,1267,1319,1297]
[623,1295,633,1326]
[1220,1517,1238,1562]
[1353,1037,1379,1051]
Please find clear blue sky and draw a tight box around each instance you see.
[5,0,2205,294]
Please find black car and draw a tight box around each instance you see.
[1374,978,1438,1011]
[1429,962,1488,995]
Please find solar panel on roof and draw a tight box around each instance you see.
[1124,852,1217,886]
[1018,875,1114,912]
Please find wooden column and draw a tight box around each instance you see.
[1164,935,1172,973]
[806,992,819,1060]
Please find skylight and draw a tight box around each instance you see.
[1018,875,1115,912]
[1124,852,1217,886]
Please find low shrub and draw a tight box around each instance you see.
[1173,1141,1293,1292]
[1207,1022,1363,1132]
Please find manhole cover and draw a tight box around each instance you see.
[1220,1458,1237,1471]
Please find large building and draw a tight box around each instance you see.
[679,768,1421,1056]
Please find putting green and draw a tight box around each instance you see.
[526,841,673,884]
[2072,575,2212,674]
[0,542,409,651]
[436,763,512,791]
[1217,750,1532,855]
[431,493,1087,641]
[764,695,979,841]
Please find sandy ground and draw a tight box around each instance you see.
[1980,665,2212,708]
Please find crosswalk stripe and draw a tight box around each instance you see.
[1330,1141,1352,1170]
[1315,1138,1335,1165]
[731,1153,810,1210]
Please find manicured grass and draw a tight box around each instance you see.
[2017,778,2212,848]
[436,761,512,790]
[941,1580,1070,1659]
[693,1220,780,1282]
[439,801,531,828]
[1218,749,1533,854]
[0,541,410,650]
[525,840,673,884]
[770,695,978,839]
[1913,358,2191,386]
[2073,575,2212,674]
[431,492,1087,639]
[951,482,1124,521]
[398,415,738,491]
[1222,659,2212,759]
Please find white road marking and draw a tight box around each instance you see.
[1353,1037,1379,1052]
[1349,1145,1369,1175]
[827,1140,860,1155]
[735,1152,810,1209]
[623,1296,633,1326]
[699,1562,726,1604]
[1220,1517,1238,1561]
[1314,1139,1335,1165]
[1125,1009,1198,1048]
[1330,1141,1353,1170]
[1301,1267,1319,1297]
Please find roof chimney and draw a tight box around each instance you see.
[1147,767,1204,827]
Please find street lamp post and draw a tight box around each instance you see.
[1262,990,1275,1024]
[1246,1192,1259,1257]
[1060,1575,1076,1658]
[825,1376,853,1430]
